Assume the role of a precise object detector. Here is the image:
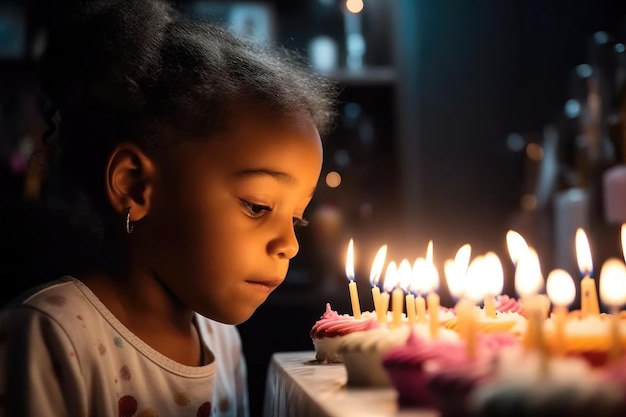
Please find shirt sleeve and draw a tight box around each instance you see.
[0,307,88,417]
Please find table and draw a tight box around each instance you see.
[263,351,439,417]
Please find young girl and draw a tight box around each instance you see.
[0,0,337,416]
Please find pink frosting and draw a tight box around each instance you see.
[310,303,379,338]
[478,332,520,353]
[382,329,466,368]
[382,329,520,369]
[496,294,524,313]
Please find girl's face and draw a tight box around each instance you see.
[137,110,323,324]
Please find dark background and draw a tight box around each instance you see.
[2,1,626,416]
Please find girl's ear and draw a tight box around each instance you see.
[105,142,155,221]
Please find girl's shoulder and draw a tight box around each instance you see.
[3,276,88,313]
[1,276,107,340]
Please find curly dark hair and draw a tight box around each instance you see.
[38,0,338,245]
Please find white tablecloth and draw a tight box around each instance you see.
[263,351,439,417]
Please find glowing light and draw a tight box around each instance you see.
[483,252,504,297]
[345,0,364,13]
[575,228,593,275]
[515,250,543,298]
[600,258,626,307]
[564,99,581,118]
[325,171,341,188]
[383,261,398,292]
[546,269,576,306]
[345,238,355,281]
[520,194,537,211]
[526,143,543,161]
[369,245,388,287]
[506,230,529,265]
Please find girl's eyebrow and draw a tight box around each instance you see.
[236,169,295,185]
[235,169,316,197]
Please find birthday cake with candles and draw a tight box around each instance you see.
[308,228,626,416]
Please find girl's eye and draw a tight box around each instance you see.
[241,200,271,218]
[293,218,309,228]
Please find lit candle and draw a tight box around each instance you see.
[345,239,361,319]
[379,261,397,325]
[599,258,626,363]
[546,269,576,355]
[369,244,388,323]
[424,240,440,336]
[463,255,488,359]
[387,262,404,328]
[398,259,416,324]
[506,229,530,266]
[482,252,504,318]
[412,258,428,323]
[444,244,471,301]
[514,251,545,352]
[576,228,600,317]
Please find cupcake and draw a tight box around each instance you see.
[381,326,462,407]
[543,314,626,367]
[469,347,625,417]
[425,333,519,417]
[444,304,526,335]
[337,325,410,387]
[310,303,379,363]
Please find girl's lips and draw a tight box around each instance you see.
[245,279,283,291]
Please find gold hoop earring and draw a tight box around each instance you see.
[125,207,134,234]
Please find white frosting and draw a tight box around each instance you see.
[493,347,598,386]
[469,346,624,414]
[409,323,461,342]
[338,326,410,353]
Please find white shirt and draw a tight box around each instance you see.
[0,276,249,417]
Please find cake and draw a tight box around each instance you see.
[309,303,379,363]
[469,347,625,417]
[444,304,526,335]
[381,326,462,407]
[337,325,410,387]
[542,313,626,367]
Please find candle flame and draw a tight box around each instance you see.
[345,239,355,281]
[444,258,465,298]
[383,261,398,293]
[506,230,529,265]
[599,258,626,308]
[464,255,487,303]
[424,261,439,293]
[398,259,412,292]
[546,269,576,307]
[369,244,388,287]
[514,250,543,298]
[412,257,427,294]
[454,244,471,273]
[426,240,434,264]
[483,251,504,296]
[575,228,593,275]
